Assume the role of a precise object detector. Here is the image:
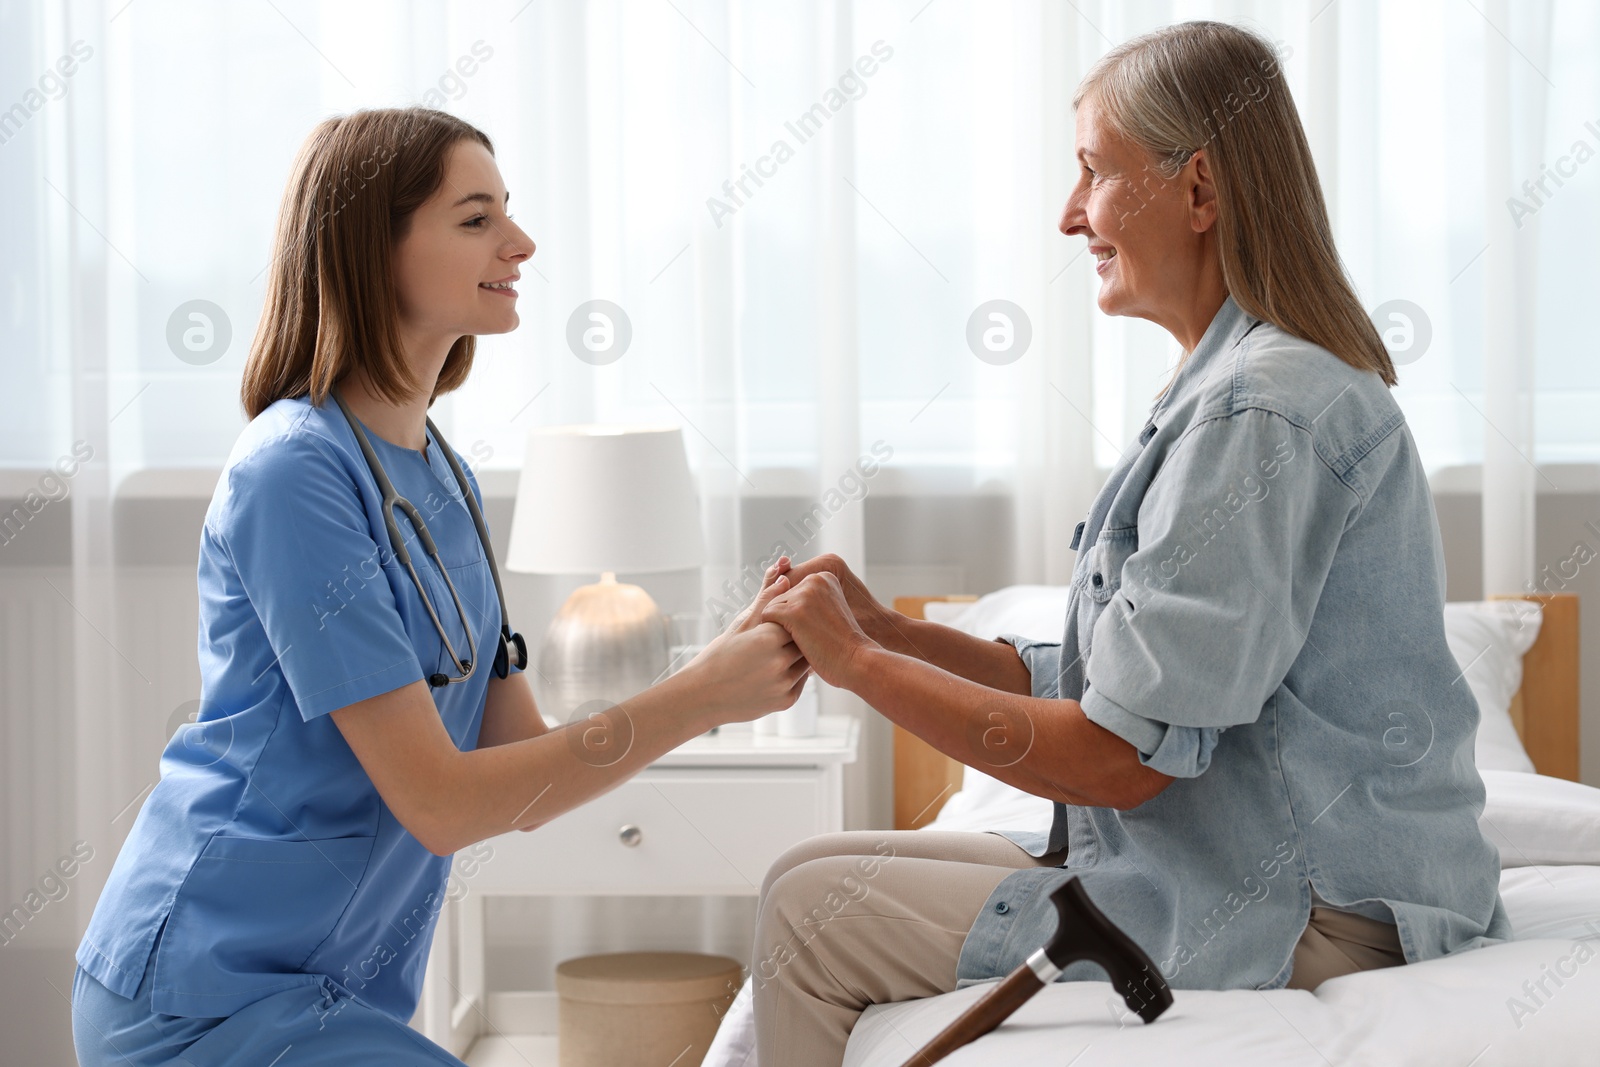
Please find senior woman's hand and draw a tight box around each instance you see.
[774,552,1037,696]
[774,553,917,655]
[760,571,881,688]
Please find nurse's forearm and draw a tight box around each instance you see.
[477,670,550,749]
[864,614,1033,696]
[430,668,722,854]
[842,644,1168,812]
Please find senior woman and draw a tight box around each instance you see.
[750,20,1509,1066]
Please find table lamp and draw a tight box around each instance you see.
[506,425,704,721]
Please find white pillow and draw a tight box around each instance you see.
[924,767,1053,833]
[1480,769,1600,867]
[1442,601,1541,772]
[918,589,1543,830]
[1499,864,1600,939]
[923,585,1070,643]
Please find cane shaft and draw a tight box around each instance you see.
[899,964,1042,1067]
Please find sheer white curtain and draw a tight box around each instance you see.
[4,0,1598,1033]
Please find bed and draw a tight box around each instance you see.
[704,591,1599,1067]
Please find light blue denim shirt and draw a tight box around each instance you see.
[955,294,1511,992]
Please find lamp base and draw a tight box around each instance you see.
[537,573,671,721]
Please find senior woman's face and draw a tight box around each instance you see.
[1059,96,1219,347]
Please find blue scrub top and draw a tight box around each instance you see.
[76,394,519,1021]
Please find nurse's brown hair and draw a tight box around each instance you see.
[241,107,494,420]
[1076,21,1397,387]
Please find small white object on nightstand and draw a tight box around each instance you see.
[779,675,820,737]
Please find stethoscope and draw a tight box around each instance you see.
[331,392,527,689]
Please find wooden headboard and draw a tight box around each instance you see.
[891,592,1581,830]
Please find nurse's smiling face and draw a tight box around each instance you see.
[1059,95,1224,354]
[391,140,536,350]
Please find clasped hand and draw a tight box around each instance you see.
[686,553,886,724]
[758,553,889,689]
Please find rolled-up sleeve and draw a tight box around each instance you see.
[1081,408,1356,778]
[995,634,1063,699]
[1080,687,1222,778]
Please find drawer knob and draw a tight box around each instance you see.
[619,824,643,848]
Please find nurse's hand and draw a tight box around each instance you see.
[682,564,811,724]
[760,571,877,690]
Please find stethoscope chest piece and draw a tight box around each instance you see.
[494,627,528,678]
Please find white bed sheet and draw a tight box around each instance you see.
[704,865,1600,1067]
[842,865,1600,1067]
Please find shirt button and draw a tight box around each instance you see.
[1091,573,1103,588]
[995,901,1010,914]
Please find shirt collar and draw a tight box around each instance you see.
[1149,294,1262,424]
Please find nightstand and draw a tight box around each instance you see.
[416,714,861,1056]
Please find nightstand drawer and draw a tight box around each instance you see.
[468,768,830,895]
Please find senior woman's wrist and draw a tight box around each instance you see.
[861,607,925,658]
[837,639,891,693]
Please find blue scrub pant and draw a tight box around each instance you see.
[72,919,467,1066]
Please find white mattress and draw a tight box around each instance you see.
[842,865,1600,1066]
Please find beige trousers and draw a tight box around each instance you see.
[749,830,1405,1067]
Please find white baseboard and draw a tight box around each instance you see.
[484,990,560,1036]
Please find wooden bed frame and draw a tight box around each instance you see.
[890,592,1581,830]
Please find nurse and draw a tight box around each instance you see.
[71,106,808,1066]
[743,20,1509,1067]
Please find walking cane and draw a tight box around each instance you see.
[900,876,1173,1066]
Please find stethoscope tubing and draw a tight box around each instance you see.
[331,391,521,687]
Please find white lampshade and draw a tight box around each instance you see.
[506,425,704,575]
